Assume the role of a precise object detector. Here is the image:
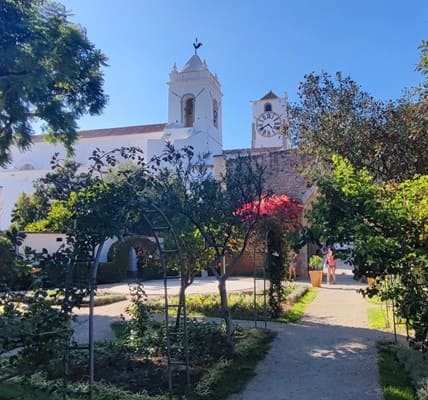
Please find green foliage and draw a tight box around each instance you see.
[150,292,264,319]
[0,376,169,399]
[192,328,275,400]
[192,359,232,399]
[275,287,317,323]
[266,229,287,318]
[0,234,32,290]
[11,193,44,231]
[11,157,92,230]
[0,0,108,166]
[25,198,73,232]
[150,144,266,338]
[308,156,428,342]
[394,344,428,392]
[416,40,428,97]
[378,344,416,400]
[0,235,17,279]
[0,288,70,376]
[289,70,428,182]
[380,343,428,400]
[148,286,308,323]
[418,378,428,400]
[185,320,232,366]
[308,254,323,270]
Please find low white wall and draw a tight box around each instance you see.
[20,232,68,254]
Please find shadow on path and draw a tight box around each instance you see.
[227,319,394,400]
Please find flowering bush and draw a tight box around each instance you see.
[236,194,302,318]
[237,194,302,228]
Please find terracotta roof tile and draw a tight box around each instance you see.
[32,123,166,142]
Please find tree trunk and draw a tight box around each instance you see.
[218,277,234,342]
[175,282,187,329]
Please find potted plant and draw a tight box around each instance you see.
[308,253,324,287]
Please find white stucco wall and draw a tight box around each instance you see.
[19,232,68,254]
[0,169,50,230]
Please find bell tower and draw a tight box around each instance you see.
[166,42,222,161]
[251,91,290,149]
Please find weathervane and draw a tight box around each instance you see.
[193,37,202,55]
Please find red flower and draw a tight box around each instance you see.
[237,194,302,228]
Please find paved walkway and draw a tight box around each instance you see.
[228,273,391,400]
[73,263,393,399]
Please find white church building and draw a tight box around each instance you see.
[0,48,290,231]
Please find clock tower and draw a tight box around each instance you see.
[251,91,290,149]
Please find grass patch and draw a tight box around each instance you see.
[378,344,416,400]
[366,294,383,305]
[80,292,128,307]
[148,292,272,320]
[368,306,389,330]
[147,285,313,323]
[367,304,409,335]
[275,288,318,323]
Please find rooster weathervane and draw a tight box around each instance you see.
[193,38,202,55]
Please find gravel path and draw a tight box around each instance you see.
[228,274,392,400]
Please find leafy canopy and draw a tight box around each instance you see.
[308,156,428,340]
[289,70,428,182]
[0,0,108,166]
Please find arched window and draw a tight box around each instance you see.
[183,95,194,127]
[213,99,218,127]
[264,103,272,112]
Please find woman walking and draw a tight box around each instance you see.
[326,247,337,284]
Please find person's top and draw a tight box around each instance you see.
[327,250,337,267]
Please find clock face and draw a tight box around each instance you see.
[256,112,281,137]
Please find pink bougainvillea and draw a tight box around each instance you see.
[237,194,302,230]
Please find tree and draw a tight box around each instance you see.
[151,145,266,340]
[11,155,91,230]
[0,0,108,166]
[1,147,149,390]
[237,194,302,318]
[308,156,428,344]
[416,40,428,97]
[288,71,428,182]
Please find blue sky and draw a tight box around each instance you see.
[61,0,427,150]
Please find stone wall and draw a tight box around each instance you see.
[214,149,317,276]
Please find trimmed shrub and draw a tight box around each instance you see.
[418,378,428,400]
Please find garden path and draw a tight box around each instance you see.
[228,267,394,400]
[73,265,394,400]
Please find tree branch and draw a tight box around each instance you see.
[0,71,29,80]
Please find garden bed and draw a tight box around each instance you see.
[0,325,275,400]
